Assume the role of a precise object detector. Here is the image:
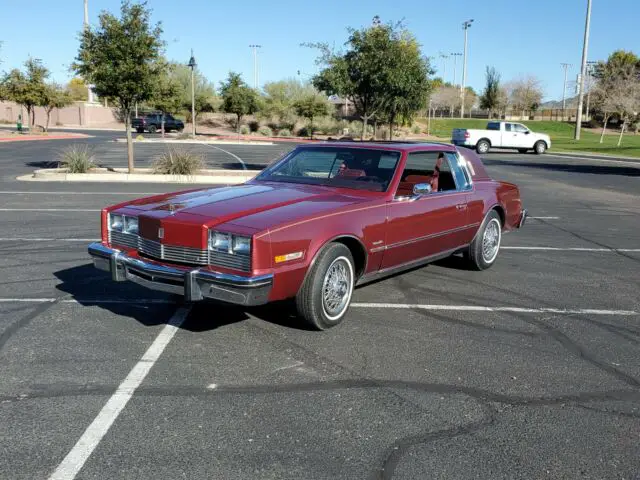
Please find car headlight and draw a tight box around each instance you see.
[110,213,124,232]
[209,231,251,255]
[232,235,251,255]
[209,231,230,252]
[124,216,138,235]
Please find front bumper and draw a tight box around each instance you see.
[88,242,272,306]
[518,209,528,228]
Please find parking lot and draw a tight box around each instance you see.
[1,133,639,479]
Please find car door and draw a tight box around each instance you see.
[381,151,471,269]
[512,123,532,148]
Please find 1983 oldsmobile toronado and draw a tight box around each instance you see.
[88,142,527,329]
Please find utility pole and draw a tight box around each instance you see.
[560,63,571,120]
[574,0,592,140]
[83,0,89,26]
[460,19,473,118]
[450,52,462,86]
[249,44,262,89]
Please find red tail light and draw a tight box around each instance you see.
[464,131,470,138]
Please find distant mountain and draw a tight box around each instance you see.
[539,95,579,109]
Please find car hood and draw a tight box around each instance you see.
[123,183,374,246]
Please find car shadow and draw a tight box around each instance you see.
[482,158,640,177]
[53,264,316,332]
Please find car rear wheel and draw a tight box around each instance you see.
[534,141,547,154]
[465,210,502,270]
[476,140,490,154]
[148,125,157,134]
[296,243,355,330]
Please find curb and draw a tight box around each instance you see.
[547,151,640,163]
[115,138,276,146]
[0,133,91,142]
[17,167,261,184]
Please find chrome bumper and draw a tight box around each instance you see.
[88,242,272,306]
[518,209,528,228]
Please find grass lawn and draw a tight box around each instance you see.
[415,118,640,158]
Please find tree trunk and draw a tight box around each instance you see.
[361,114,368,141]
[124,112,134,173]
[237,114,242,136]
[617,121,626,147]
[45,109,51,132]
[600,115,609,144]
[309,117,314,139]
[161,113,165,138]
[26,107,32,133]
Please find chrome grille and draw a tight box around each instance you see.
[139,238,209,266]
[109,231,138,249]
[209,250,251,272]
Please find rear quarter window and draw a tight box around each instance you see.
[487,122,501,131]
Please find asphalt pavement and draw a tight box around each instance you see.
[0,131,639,480]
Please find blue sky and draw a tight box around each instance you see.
[1,0,638,101]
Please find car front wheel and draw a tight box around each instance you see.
[296,243,355,330]
[465,210,502,270]
[148,125,157,134]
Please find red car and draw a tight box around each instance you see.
[88,142,526,329]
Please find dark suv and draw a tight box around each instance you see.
[132,114,184,133]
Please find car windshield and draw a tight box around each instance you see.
[256,146,401,192]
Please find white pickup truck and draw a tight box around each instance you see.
[451,121,551,155]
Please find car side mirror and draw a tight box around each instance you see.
[413,183,432,196]
[524,131,530,134]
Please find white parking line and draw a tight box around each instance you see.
[48,306,190,480]
[502,246,640,252]
[0,298,175,304]
[206,144,247,170]
[350,303,638,316]
[0,209,99,212]
[545,154,640,167]
[529,216,560,220]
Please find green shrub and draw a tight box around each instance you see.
[315,117,343,135]
[239,125,250,135]
[58,144,95,173]
[152,147,204,175]
[258,126,273,136]
[176,131,193,140]
[412,125,421,134]
[296,126,311,137]
[348,121,373,138]
[278,128,292,137]
[248,120,260,133]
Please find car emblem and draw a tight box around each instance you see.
[158,228,164,239]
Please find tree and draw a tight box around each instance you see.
[42,83,73,131]
[151,64,183,136]
[479,66,501,117]
[379,31,432,138]
[430,86,459,117]
[261,79,314,126]
[1,57,49,130]
[74,0,166,172]
[67,78,89,101]
[507,75,544,118]
[311,19,430,140]
[293,91,330,138]
[220,72,258,133]
[463,86,478,116]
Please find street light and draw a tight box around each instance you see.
[450,52,462,86]
[249,44,262,89]
[574,0,592,140]
[187,49,197,137]
[460,19,473,118]
[439,52,449,82]
[560,63,572,120]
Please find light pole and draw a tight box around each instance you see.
[83,0,96,104]
[560,63,571,120]
[187,50,197,137]
[450,52,462,86]
[460,19,473,118]
[585,60,597,120]
[439,52,449,82]
[574,0,592,140]
[249,44,262,89]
